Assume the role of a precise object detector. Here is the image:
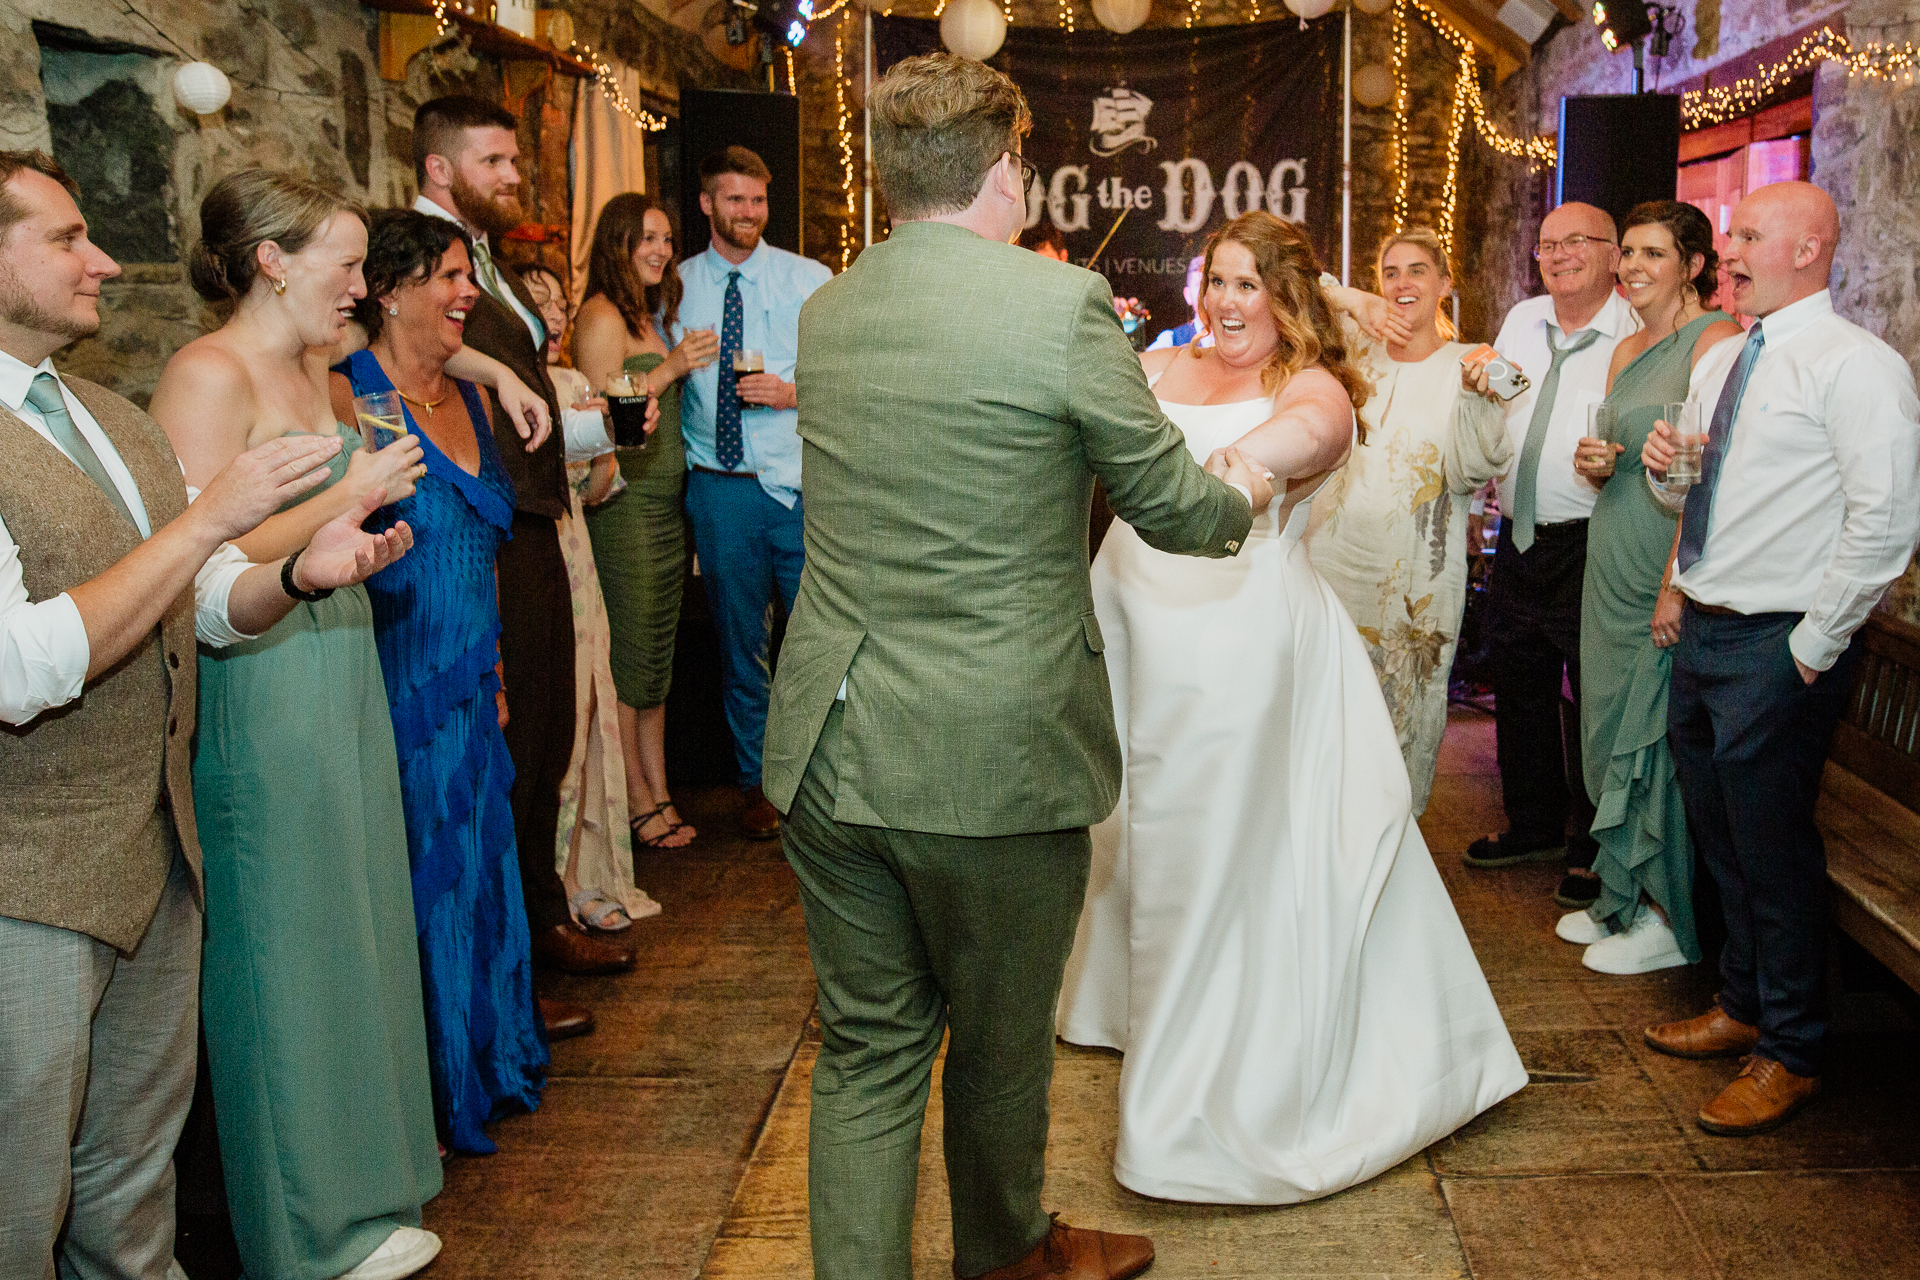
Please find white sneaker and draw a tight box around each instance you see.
[1582,909,1688,975]
[1556,909,1607,945]
[337,1227,442,1280]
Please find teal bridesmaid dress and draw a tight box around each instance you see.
[194,430,442,1279]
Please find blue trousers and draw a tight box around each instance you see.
[1667,607,1857,1078]
[685,470,805,787]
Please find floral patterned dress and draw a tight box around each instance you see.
[1304,339,1511,815]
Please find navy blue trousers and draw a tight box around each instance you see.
[1667,607,1857,1077]
[685,470,805,788]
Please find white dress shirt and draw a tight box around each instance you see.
[412,195,546,349]
[1648,291,1920,671]
[0,352,255,725]
[1490,290,1641,523]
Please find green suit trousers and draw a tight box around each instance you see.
[782,702,1092,1280]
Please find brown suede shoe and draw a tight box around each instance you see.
[1698,1056,1820,1135]
[538,997,595,1041]
[530,923,636,974]
[741,785,781,840]
[958,1216,1154,1280]
[1644,1006,1761,1059]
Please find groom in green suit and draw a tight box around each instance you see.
[764,54,1272,1280]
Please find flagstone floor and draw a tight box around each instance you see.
[180,707,1920,1279]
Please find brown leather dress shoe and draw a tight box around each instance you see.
[959,1216,1154,1280]
[530,923,636,974]
[1698,1056,1820,1135]
[741,785,781,840]
[1644,1006,1761,1059]
[538,997,595,1041]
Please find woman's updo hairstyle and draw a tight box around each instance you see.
[189,168,365,303]
[1622,199,1718,303]
[353,208,472,341]
[1197,212,1373,434]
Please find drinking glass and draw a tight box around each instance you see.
[1584,403,1617,477]
[352,390,404,452]
[733,348,765,410]
[604,373,651,449]
[1665,401,1706,485]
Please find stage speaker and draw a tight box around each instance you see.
[1555,94,1680,229]
[677,87,802,259]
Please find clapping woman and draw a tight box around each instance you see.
[572,194,719,850]
[330,209,548,1153]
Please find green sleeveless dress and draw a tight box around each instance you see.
[585,350,688,709]
[194,430,441,1279]
[1580,312,1732,960]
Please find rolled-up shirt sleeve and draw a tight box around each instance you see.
[0,509,90,725]
[1789,345,1920,671]
[186,485,261,649]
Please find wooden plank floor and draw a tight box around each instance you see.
[179,707,1920,1278]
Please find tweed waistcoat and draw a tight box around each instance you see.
[0,374,200,952]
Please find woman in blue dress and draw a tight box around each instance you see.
[331,209,548,1154]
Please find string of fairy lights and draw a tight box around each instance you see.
[833,13,860,270]
[425,1,666,132]
[1680,28,1920,129]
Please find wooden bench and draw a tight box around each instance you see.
[1816,612,1920,996]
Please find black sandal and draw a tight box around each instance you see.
[629,802,691,850]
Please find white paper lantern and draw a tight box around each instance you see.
[1352,62,1395,107]
[940,0,1007,61]
[496,0,537,38]
[171,61,231,115]
[1283,0,1336,19]
[1091,0,1152,34]
[1354,0,1393,14]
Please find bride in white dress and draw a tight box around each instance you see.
[1057,212,1525,1205]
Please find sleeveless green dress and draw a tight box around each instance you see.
[194,430,442,1279]
[585,349,688,709]
[1580,312,1732,960]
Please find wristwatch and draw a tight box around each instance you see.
[281,546,335,602]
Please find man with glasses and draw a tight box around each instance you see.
[1460,202,1640,908]
[677,145,832,839]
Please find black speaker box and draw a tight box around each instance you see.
[1555,94,1681,228]
[676,88,802,260]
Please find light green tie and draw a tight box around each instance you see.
[470,236,545,348]
[25,372,139,531]
[1509,325,1600,553]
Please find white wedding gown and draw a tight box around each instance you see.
[1057,393,1526,1205]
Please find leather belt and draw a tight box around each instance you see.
[691,464,758,479]
[1685,598,1742,617]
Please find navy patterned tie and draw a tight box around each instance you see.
[1677,320,1766,573]
[715,270,745,471]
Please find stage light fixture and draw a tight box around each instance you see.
[1590,1,1651,54]
[726,0,756,46]
[752,0,813,50]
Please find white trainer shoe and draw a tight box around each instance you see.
[1555,909,1607,945]
[1582,908,1688,975]
[338,1227,442,1280]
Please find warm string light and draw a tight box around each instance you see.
[432,0,452,34]
[1435,45,1472,267]
[1003,0,1014,22]
[813,0,855,17]
[1058,0,1075,33]
[784,44,796,92]
[1389,0,1411,231]
[1681,28,1920,128]
[569,43,668,131]
[834,14,859,270]
[1246,0,1262,19]
[1187,0,1202,29]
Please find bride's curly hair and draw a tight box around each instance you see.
[1193,212,1372,433]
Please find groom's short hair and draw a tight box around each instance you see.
[869,54,1031,222]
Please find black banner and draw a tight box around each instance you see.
[872,15,1341,343]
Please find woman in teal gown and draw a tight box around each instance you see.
[1559,200,1743,975]
[156,171,444,1279]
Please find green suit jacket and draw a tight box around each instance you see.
[762,220,1253,837]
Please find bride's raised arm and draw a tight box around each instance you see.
[1227,367,1355,491]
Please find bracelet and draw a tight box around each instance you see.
[281,547,335,602]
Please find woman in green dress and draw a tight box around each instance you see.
[1555,200,1743,975]
[573,194,720,849]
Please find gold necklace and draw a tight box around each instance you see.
[394,386,449,416]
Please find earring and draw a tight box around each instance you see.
[386,305,399,316]
[270,276,286,295]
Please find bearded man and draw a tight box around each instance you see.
[676,146,831,839]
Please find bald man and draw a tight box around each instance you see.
[1641,180,1920,1134]
[1461,202,1641,908]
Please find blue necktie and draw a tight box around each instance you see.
[715,270,745,471]
[1677,321,1766,573]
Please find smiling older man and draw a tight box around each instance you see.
[1640,180,1920,1135]
[1461,201,1641,909]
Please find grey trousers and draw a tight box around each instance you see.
[0,851,201,1280]
[782,703,1093,1280]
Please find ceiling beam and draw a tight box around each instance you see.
[1421,0,1535,81]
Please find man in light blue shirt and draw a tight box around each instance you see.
[678,145,832,836]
